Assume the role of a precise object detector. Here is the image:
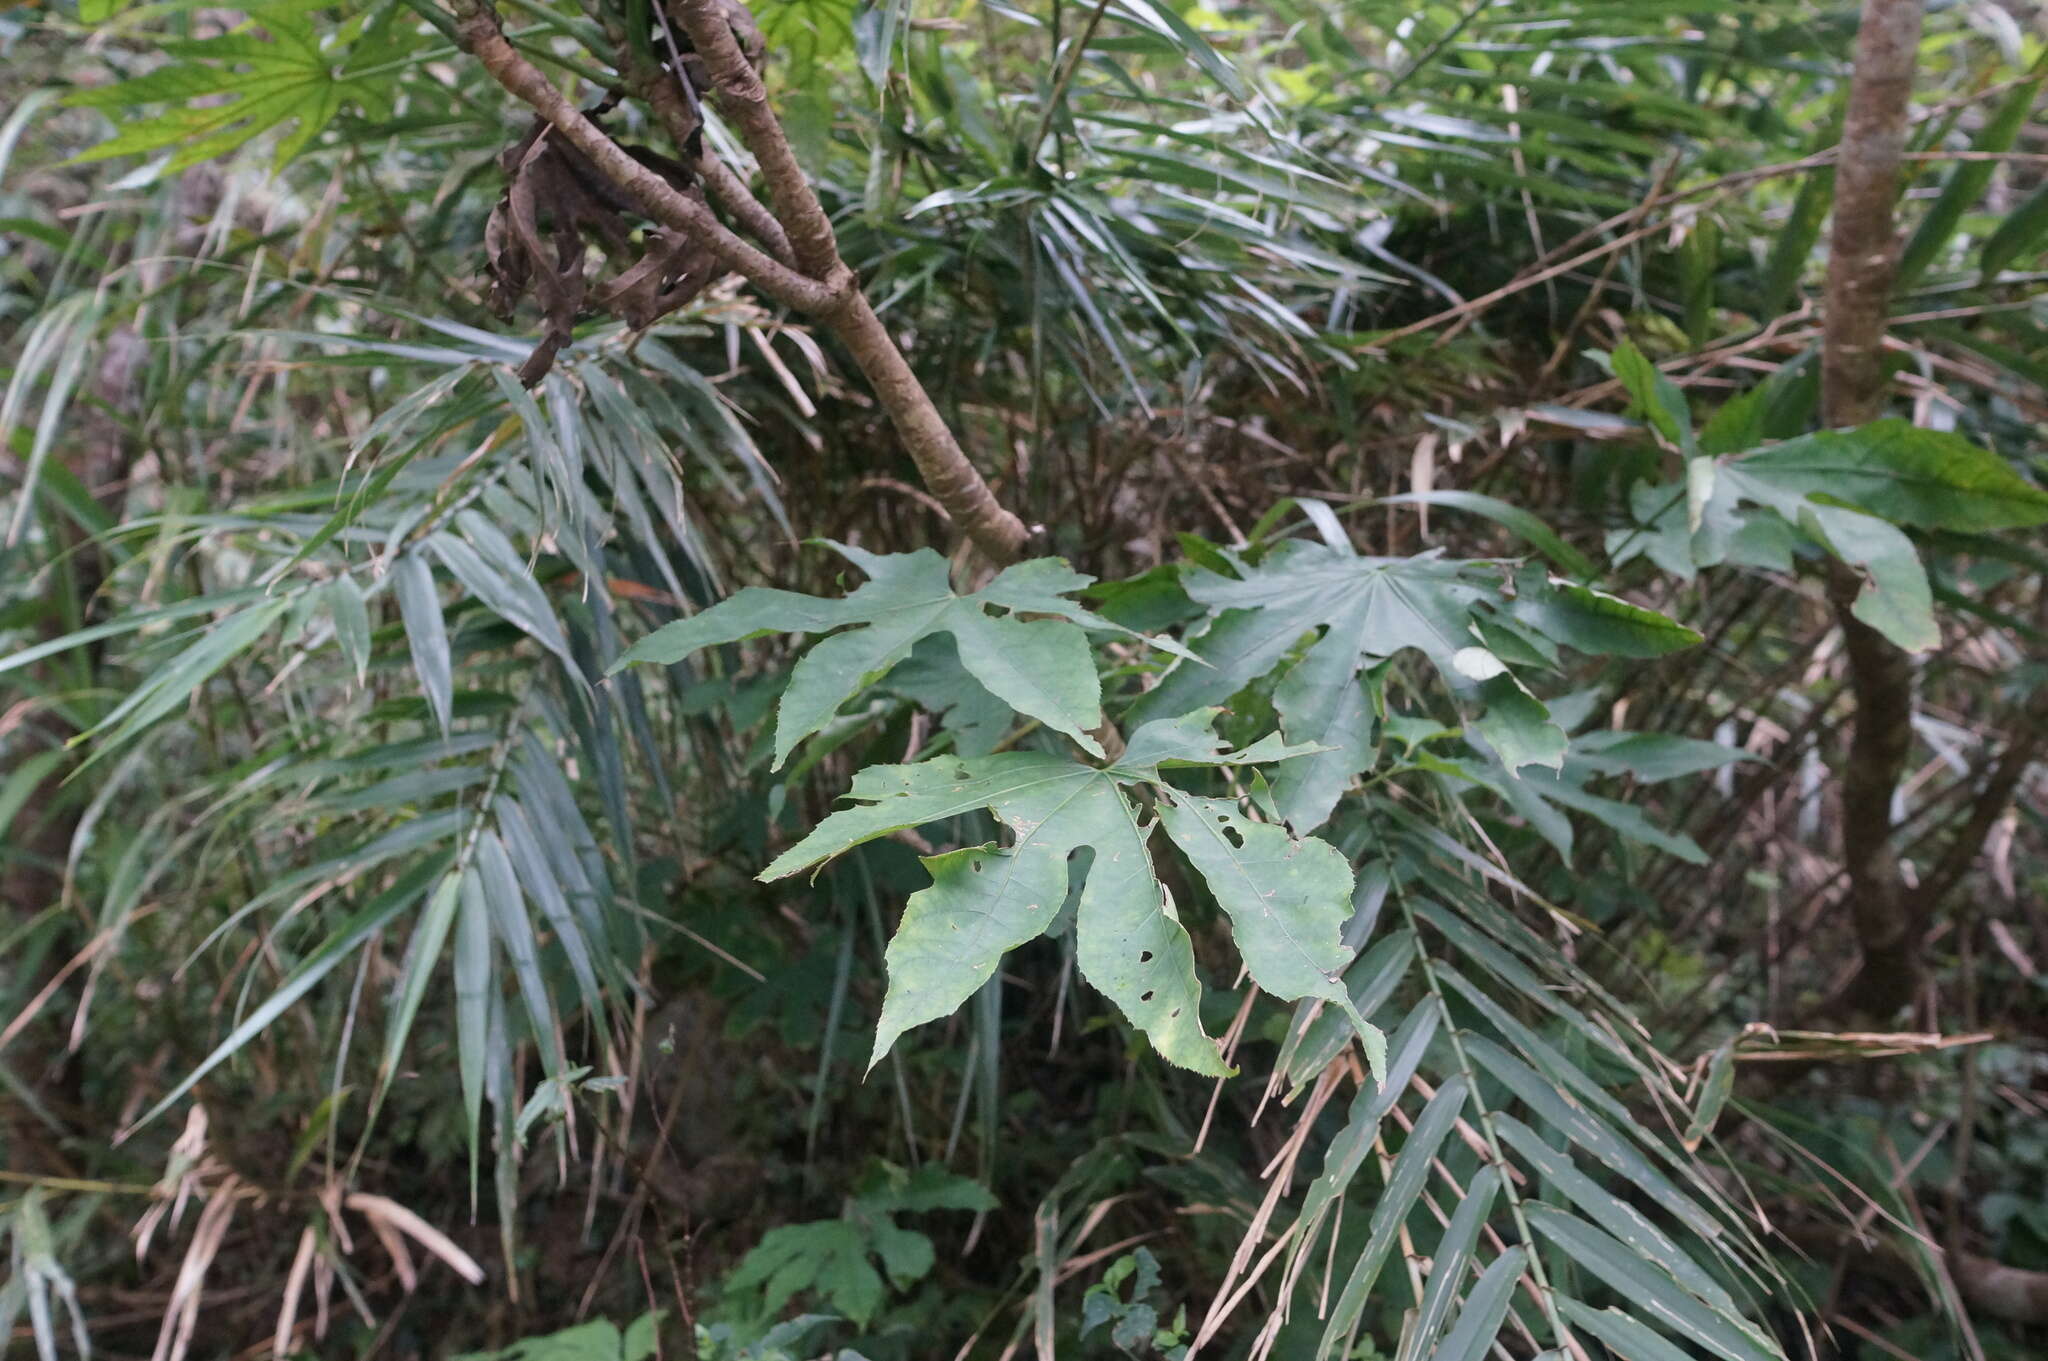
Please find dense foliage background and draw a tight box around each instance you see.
[2,0,2046,1357]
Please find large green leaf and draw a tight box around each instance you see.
[726,1221,886,1327]
[1610,340,1695,455]
[1134,542,1539,793]
[1611,420,2021,651]
[1137,541,1696,791]
[1508,575,1703,659]
[761,710,1376,1076]
[1733,420,2048,533]
[613,546,1184,766]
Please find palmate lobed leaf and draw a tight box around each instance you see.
[63,1,392,173]
[612,544,1190,767]
[761,709,1378,1078]
[1132,537,1695,803]
[727,1221,885,1328]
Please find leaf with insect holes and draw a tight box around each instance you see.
[760,709,1378,1078]
[1130,539,1677,796]
[612,545,1190,767]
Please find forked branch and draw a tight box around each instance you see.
[450,0,1032,563]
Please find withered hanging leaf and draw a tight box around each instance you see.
[484,112,719,385]
[485,122,718,384]
[483,0,769,384]
[476,0,787,382]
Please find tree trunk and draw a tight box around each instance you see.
[1820,0,1924,1018]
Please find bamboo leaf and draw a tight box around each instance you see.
[392,553,453,735]
[1319,1077,1470,1355]
[1396,1165,1500,1361]
[455,863,493,1199]
[1430,1247,1529,1361]
[475,830,564,1076]
[125,854,449,1137]
[374,871,464,1107]
[1527,1206,1776,1361]
[1899,65,2043,287]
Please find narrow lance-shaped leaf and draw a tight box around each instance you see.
[430,519,579,675]
[1557,1297,1704,1361]
[1378,490,1595,576]
[0,586,274,679]
[1430,1247,1529,1361]
[76,596,293,760]
[1980,178,2048,280]
[1396,1165,1501,1361]
[1494,1115,1733,1312]
[1898,62,2045,288]
[455,864,493,1208]
[1286,1003,1439,1276]
[124,855,449,1137]
[1685,1042,1737,1152]
[1526,1206,1778,1361]
[325,576,372,687]
[372,872,464,1116]
[475,829,565,1076]
[392,553,453,734]
[495,798,607,1016]
[1319,1076,1470,1356]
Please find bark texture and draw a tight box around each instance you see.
[1820,0,1925,1018]
[1822,0,1923,427]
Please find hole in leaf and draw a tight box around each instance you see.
[971,860,983,873]
[1140,990,1155,1003]
[1223,825,1244,848]
[1169,1008,1181,1019]
[1138,950,1152,964]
